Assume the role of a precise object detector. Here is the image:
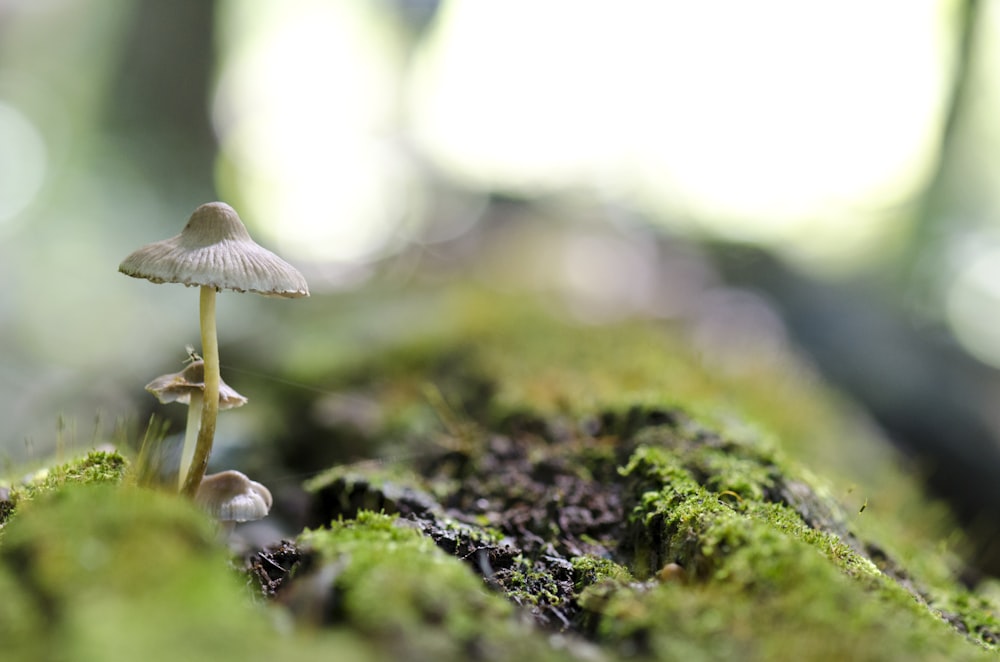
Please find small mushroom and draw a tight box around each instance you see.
[120,202,308,497]
[145,358,248,488]
[195,470,272,534]
[657,562,686,583]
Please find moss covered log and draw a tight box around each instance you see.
[2,291,999,660]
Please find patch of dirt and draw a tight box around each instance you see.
[246,404,939,642]
[0,487,13,526]
[256,407,673,630]
[247,539,304,597]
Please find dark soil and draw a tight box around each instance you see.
[248,406,689,631]
[247,539,304,598]
[0,487,12,525]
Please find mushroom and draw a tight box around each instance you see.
[145,357,248,488]
[120,202,308,497]
[195,470,272,533]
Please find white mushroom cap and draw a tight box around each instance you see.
[119,202,309,297]
[195,470,272,522]
[144,359,248,410]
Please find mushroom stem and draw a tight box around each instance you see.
[181,286,220,497]
[177,390,203,488]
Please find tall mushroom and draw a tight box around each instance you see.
[120,202,308,497]
[145,357,248,488]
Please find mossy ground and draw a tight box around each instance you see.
[0,450,127,527]
[2,290,999,660]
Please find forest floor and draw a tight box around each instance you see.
[2,291,1000,661]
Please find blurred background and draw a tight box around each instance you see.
[4,0,1000,565]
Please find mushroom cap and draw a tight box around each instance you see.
[144,359,248,410]
[195,470,272,522]
[119,202,309,297]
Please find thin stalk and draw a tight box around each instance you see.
[177,391,203,489]
[181,286,220,497]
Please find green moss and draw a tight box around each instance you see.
[1,450,129,526]
[0,562,47,661]
[682,444,777,503]
[318,291,930,534]
[0,484,354,662]
[5,290,992,658]
[24,449,127,491]
[441,516,506,548]
[605,442,994,660]
[936,591,1000,648]
[298,511,570,660]
[622,443,889,589]
[502,555,567,608]
[304,464,410,495]
[570,556,633,593]
[279,291,1000,657]
[580,578,972,662]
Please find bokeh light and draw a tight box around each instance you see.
[210,0,955,273]
[947,242,1000,367]
[212,0,414,266]
[409,0,950,268]
[0,101,46,230]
